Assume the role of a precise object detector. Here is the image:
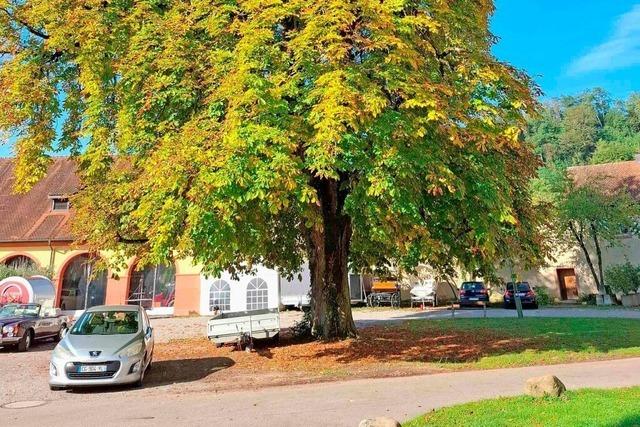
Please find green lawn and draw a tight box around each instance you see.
[401,317,640,370]
[404,387,640,427]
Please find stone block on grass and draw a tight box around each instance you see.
[358,417,401,427]
[524,375,566,398]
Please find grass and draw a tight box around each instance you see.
[402,317,640,370]
[404,387,640,427]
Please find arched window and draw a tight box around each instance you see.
[209,280,231,311]
[60,254,106,311]
[4,255,36,270]
[246,278,268,310]
[128,264,176,309]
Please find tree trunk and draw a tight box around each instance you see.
[590,222,606,294]
[569,221,602,292]
[307,177,357,340]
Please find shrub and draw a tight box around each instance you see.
[605,262,640,294]
[290,308,312,339]
[0,264,51,281]
[578,294,597,305]
[534,286,551,306]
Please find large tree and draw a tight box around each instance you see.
[0,0,542,338]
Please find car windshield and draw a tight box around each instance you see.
[506,282,531,292]
[71,310,139,335]
[0,304,40,317]
[461,282,485,291]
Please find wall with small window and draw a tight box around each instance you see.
[199,265,279,314]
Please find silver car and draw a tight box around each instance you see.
[49,305,154,390]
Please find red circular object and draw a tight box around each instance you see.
[0,281,30,305]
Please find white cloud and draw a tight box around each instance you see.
[568,4,640,74]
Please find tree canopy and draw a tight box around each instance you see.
[1,0,544,338]
[527,89,640,167]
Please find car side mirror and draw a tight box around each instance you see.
[145,326,153,338]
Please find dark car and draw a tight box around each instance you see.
[504,282,538,309]
[0,303,69,351]
[459,281,489,307]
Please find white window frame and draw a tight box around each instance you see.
[246,278,268,310]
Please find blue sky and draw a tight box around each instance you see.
[491,0,640,99]
[2,2,640,157]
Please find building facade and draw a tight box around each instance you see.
[0,158,283,316]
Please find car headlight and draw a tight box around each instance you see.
[120,341,143,358]
[52,344,74,358]
[2,324,16,337]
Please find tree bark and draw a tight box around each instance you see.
[569,221,602,292]
[307,177,357,340]
[590,221,606,294]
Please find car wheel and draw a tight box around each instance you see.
[532,302,539,309]
[134,367,145,388]
[145,354,153,373]
[17,329,33,352]
[53,325,67,343]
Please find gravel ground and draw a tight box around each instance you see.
[1,305,639,408]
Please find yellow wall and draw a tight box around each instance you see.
[0,242,204,314]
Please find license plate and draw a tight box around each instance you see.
[516,293,526,297]
[468,297,478,301]
[79,365,107,373]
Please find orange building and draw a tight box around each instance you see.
[0,158,202,316]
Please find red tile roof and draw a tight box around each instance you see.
[0,158,78,242]
[569,160,640,200]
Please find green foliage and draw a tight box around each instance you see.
[0,264,50,281]
[578,293,597,305]
[605,262,640,295]
[526,88,640,167]
[558,103,600,164]
[404,387,640,427]
[590,138,639,164]
[533,286,551,305]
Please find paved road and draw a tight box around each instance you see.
[3,357,640,427]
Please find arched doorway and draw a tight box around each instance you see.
[59,254,107,310]
[3,255,37,270]
[127,263,176,310]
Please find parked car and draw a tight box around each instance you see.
[49,305,154,390]
[0,303,69,351]
[504,282,539,309]
[459,281,489,307]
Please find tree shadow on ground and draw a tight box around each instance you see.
[146,357,235,386]
[296,318,640,365]
[68,357,234,394]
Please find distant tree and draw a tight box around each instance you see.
[0,0,545,339]
[602,103,633,141]
[628,94,640,133]
[527,108,562,164]
[590,137,640,165]
[558,103,600,164]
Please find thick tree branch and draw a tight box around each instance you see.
[0,7,49,39]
